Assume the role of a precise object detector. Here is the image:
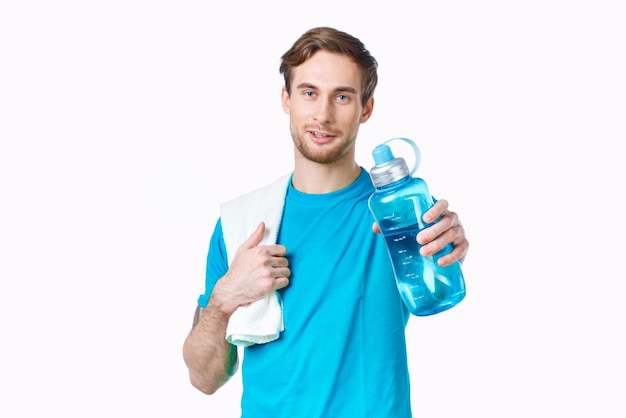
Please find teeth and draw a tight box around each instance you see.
[314,132,328,137]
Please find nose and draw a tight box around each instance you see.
[313,98,334,124]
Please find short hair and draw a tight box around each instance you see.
[279,27,378,107]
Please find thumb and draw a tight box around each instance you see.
[240,222,266,250]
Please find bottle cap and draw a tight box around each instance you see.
[369,138,421,187]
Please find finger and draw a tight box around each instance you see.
[262,243,289,258]
[436,239,469,267]
[436,250,458,267]
[273,265,291,279]
[371,222,381,234]
[416,214,451,245]
[268,250,289,266]
[421,223,468,265]
[423,199,448,224]
[417,206,461,245]
[420,227,456,256]
[273,276,290,290]
[240,222,265,251]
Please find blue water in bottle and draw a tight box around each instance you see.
[368,137,466,316]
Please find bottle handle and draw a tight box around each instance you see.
[382,137,421,176]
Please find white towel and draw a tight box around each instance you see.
[220,174,291,346]
[225,292,284,346]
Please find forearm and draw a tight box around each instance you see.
[183,301,238,395]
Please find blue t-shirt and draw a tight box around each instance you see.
[199,168,412,417]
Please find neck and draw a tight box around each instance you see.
[291,158,362,194]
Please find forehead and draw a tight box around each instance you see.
[291,50,363,92]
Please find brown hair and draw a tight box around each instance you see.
[279,27,378,107]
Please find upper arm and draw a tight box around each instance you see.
[191,305,204,329]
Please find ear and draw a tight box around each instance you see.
[359,97,374,123]
[281,86,290,114]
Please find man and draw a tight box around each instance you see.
[183,27,469,417]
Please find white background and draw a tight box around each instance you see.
[1,1,624,417]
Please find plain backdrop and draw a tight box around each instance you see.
[1,1,624,417]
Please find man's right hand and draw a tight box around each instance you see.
[212,222,291,315]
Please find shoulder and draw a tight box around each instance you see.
[221,173,292,211]
[219,173,292,264]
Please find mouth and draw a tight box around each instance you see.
[308,130,336,143]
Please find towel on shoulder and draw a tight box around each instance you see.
[220,174,291,346]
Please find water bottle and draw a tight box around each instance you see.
[368,137,466,316]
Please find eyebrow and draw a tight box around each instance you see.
[296,82,358,95]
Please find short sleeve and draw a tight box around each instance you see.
[197,218,228,308]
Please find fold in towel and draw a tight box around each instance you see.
[220,174,291,346]
[225,292,284,346]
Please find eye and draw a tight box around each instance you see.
[304,91,316,98]
[337,94,349,102]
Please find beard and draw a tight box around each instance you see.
[290,124,357,165]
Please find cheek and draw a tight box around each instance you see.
[340,110,363,129]
[287,102,311,122]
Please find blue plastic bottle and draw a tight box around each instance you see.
[368,137,466,316]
